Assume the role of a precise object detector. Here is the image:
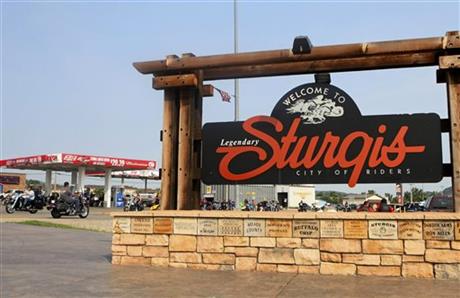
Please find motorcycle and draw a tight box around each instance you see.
[150,198,160,210]
[5,190,46,214]
[1,190,22,206]
[48,193,89,218]
[123,197,144,212]
[298,201,312,212]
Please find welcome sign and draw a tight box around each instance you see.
[202,83,443,187]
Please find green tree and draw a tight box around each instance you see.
[26,179,44,187]
[94,187,105,199]
[411,187,425,202]
[384,192,394,202]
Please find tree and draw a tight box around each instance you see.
[26,179,44,187]
[94,187,105,199]
[384,192,394,201]
[411,187,425,202]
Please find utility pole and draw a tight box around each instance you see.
[233,0,240,209]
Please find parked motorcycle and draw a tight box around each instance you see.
[219,200,236,211]
[298,200,312,212]
[5,190,46,214]
[335,204,352,212]
[124,196,144,212]
[47,193,89,218]
[150,198,160,210]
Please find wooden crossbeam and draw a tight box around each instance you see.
[134,36,451,75]
[202,84,214,97]
[153,74,198,90]
[202,52,437,80]
[439,55,460,69]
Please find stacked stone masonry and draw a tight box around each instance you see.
[112,211,460,279]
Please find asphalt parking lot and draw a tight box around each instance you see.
[2,222,460,298]
[0,206,114,232]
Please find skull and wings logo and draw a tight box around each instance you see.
[286,95,344,124]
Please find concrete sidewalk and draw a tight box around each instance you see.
[2,223,459,298]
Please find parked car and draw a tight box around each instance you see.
[403,202,426,212]
[425,195,453,212]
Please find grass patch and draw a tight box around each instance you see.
[14,220,106,233]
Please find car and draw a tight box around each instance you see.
[425,195,453,212]
[404,202,425,212]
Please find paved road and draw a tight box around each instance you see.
[0,206,115,232]
[2,223,460,297]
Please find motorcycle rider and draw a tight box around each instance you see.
[22,186,35,208]
[61,182,80,213]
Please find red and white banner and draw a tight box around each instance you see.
[61,153,156,170]
[0,153,61,167]
[0,153,156,170]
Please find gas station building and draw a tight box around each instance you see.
[0,153,158,207]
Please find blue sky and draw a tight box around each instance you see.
[1,1,459,193]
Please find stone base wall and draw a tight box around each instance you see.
[111,211,460,279]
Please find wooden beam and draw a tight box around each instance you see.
[177,87,194,210]
[202,52,437,80]
[160,88,179,210]
[439,55,460,69]
[202,84,214,97]
[153,74,198,90]
[191,70,203,210]
[446,71,460,212]
[133,36,446,75]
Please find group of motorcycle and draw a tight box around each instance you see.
[298,200,326,212]
[1,189,89,218]
[241,199,281,212]
[123,195,160,211]
[201,199,236,211]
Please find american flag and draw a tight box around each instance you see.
[214,87,232,103]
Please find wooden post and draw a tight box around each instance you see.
[160,88,179,210]
[177,86,194,209]
[446,72,460,212]
[191,70,204,209]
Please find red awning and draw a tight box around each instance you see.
[0,153,157,172]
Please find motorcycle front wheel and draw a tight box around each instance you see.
[51,208,61,218]
[78,206,89,218]
[29,209,38,214]
[5,203,15,214]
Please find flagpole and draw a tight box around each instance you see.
[234,0,239,122]
[233,0,240,209]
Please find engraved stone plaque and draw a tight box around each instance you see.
[398,221,422,239]
[456,221,460,240]
[292,220,319,238]
[218,219,243,236]
[174,218,198,235]
[198,218,218,236]
[131,217,153,234]
[266,219,292,237]
[153,217,173,234]
[244,219,266,237]
[320,220,343,238]
[424,221,454,240]
[368,220,398,239]
[344,220,368,239]
[113,217,130,233]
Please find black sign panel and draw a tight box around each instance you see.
[202,83,443,187]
